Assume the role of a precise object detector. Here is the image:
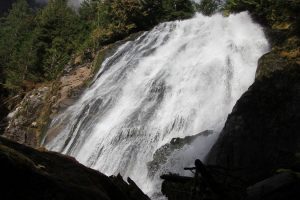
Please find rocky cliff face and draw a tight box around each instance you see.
[207,64,300,183]
[0,136,150,200]
[3,60,95,147]
[4,86,52,147]
[0,53,93,145]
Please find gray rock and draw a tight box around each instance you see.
[148,130,213,178]
[246,172,300,200]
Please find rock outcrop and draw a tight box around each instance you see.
[1,50,103,146]
[0,136,149,200]
[207,64,300,184]
[4,86,51,147]
[147,130,213,177]
[3,60,95,148]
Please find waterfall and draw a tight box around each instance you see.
[43,12,269,197]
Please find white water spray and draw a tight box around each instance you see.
[44,12,269,197]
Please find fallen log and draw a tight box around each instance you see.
[160,174,194,183]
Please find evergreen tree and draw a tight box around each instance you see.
[0,0,196,94]
[196,0,220,16]
[34,0,83,79]
[0,0,36,90]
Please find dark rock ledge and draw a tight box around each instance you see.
[0,136,149,200]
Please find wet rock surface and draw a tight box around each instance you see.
[51,64,93,113]
[148,130,213,177]
[0,136,149,200]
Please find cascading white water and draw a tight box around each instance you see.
[44,12,269,197]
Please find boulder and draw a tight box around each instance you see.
[4,87,51,147]
[0,136,149,200]
[246,172,300,200]
[147,130,213,177]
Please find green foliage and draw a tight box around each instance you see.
[0,0,195,94]
[196,0,221,16]
[80,0,195,48]
[160,0,195,20]
[34,0,84,79]
[0,0,86,91]
[89,0,148,48]
[223,0,299,25]
[0,0,36,91]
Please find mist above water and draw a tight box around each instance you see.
[44,12,269,197]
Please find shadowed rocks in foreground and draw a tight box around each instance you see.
[207,64,300,184]
[0,136,149,200]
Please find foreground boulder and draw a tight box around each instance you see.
[246,172,300,200]
[0,136,149,200]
